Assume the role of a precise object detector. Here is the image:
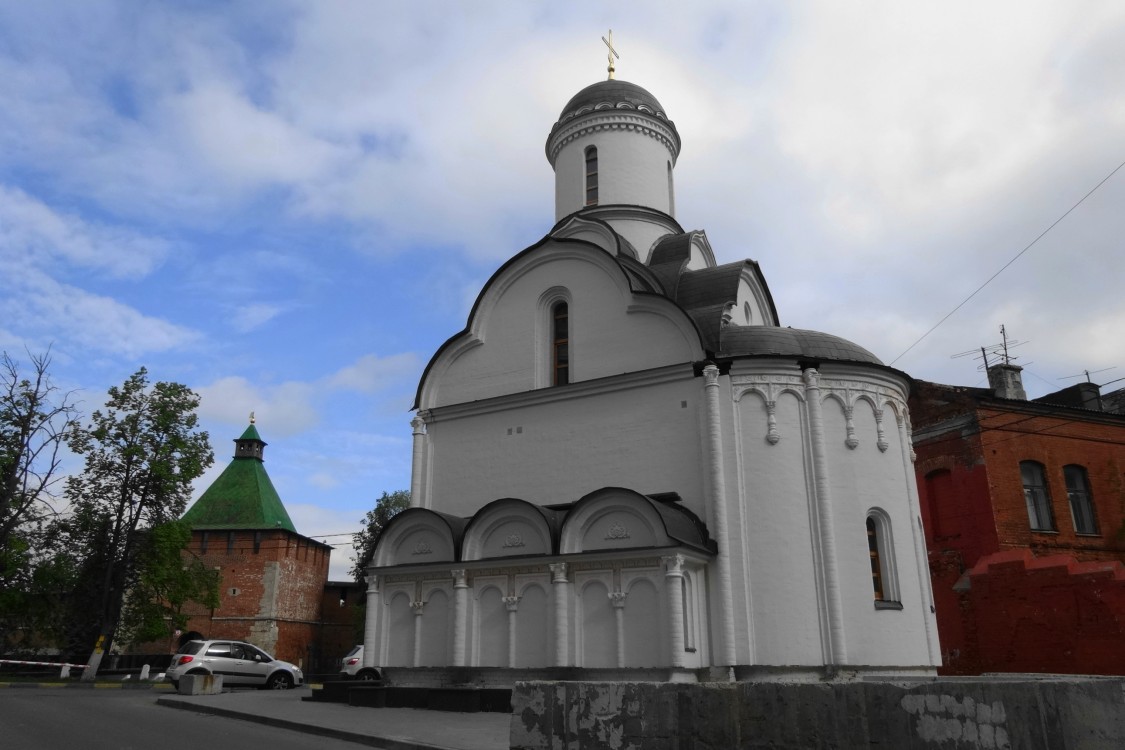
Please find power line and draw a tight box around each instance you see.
[889,157,1125,367]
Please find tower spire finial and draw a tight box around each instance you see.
[249,410,255,424]
[602,30,620,80]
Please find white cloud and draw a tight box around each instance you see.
[0,185,169,278]
[231,303,285,333]
[327,353,420,394]
[0,262,198,358]
[196,376,320,436]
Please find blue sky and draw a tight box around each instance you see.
[4,2,1124,579]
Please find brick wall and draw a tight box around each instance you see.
[954,550,1125,675]
[175,529,332,664]
[976,406,1125,562]
[911,380,1125,676]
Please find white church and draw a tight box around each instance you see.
[362,60,941,682]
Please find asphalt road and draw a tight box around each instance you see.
[0,688,365,750]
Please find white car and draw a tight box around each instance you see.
[166,640,303,690]
[339,645,381,681]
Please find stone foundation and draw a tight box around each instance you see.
[510,678,1125,749]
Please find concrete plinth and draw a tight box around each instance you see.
[178,674,223,695]
[511,678,1125,749]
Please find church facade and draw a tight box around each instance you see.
[363,74,940,681]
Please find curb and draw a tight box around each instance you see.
[0,681,173,690]
[156,696,457,750]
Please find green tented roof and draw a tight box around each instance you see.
[239,423,263,442]
[182,449,297,533]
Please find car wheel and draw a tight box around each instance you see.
[265,672,293,690]
[356,669,382,683]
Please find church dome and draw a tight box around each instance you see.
[718,326,883,365]
[549,80,679,146]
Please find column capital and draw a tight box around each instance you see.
[609,591,628,608]
[410,600,425,614]
[451,569,468,587]
[502,595,521,612]
[703,363,721,387]
[662,553,685,576]
[548,562,569,583]
[802,366,820,387]
[411,413,428,434]
[365,574,380,594]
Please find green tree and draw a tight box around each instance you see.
[60,368,212,678]
[350,490,410,582]
[116,520,220,648]
[0,350,79,652]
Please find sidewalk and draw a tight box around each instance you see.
[157,687,510,750]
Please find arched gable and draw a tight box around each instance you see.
[372,508,462,567]
[560,487,676,554]
[462,498,557,560]
[552,214,634,259]
[416,238,705,409]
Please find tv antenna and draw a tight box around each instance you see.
[951,324,1028,371]
[1060,367,1116,384]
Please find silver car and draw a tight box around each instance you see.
[339,644,382,681]
[166,640,303,690]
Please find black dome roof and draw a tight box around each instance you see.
[558,80,668,120]
[549,80,679,147]
[718,326,883,365]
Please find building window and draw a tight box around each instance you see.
[1064,465,1098,535]
[1020,461,1056,531]
[253,531,262,554]
[867,517,885,600]
[866,511,901,608]
[584,146,598,206]
[200,531,209,554]
[667,161,674,215]
[552,301,569,385]
[227,531,235,554]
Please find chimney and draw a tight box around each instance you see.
[987,363,1027,400]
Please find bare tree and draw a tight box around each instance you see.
[0,350,79,554]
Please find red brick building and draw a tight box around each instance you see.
[172,421,357,671]
[911,364,1125,675]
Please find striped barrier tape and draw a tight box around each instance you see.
[0,659,88,668]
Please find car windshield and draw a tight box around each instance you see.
[176,641,204,655]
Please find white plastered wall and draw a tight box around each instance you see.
[553,124,676,220]
[726,361,939,672]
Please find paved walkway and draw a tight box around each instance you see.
[157,687,511,750]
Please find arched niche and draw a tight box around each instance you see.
[372,508,459,567]
[462,498,555,561]
[560,487,675,554]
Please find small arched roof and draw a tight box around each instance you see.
[371,507,467,567]
[559,487,713,555]
[461,498,563,561]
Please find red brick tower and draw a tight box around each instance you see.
[178,419,331,667]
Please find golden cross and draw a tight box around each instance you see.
[602,30,620,80]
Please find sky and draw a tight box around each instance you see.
[3,2,1124,581]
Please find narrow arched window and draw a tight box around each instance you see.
[1064,464,1098,535]
[866,511,901,608]
[866,517,884,601]
[667,161,675,214]
[584,146,598,206]
[1020,461,1055,531]
[552,302,569,385]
